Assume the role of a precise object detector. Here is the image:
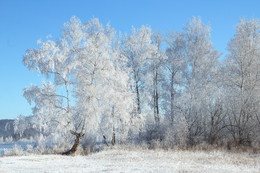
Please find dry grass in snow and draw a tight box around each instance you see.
[0,149,259,173]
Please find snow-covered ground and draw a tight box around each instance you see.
[0,149,259,173]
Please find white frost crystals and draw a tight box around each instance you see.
[18,17,135,153]
[12,16,260,155]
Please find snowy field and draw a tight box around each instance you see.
[0,149,259,173]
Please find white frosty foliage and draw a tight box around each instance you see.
[16,16,260,153]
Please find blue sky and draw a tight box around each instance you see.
[0,0,260,119]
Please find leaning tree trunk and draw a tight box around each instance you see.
[62,130,85,155]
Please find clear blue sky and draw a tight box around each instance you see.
[0,0,259,119]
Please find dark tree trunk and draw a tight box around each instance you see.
[170,72,175,124]
[154,68,160,124]
[134,71,141,114]
[111,107,116,146]
[103,135,109,146]
[62,130,85,155]
[135,80,141,114]
[111,132,116,146]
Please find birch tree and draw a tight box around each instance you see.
[122,26,157,115]
[224,19,260,145]
[164,32,186,124]
[178,17,220,145]
[69,18,134,146]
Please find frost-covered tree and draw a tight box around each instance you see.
[223,19,260,145]
[16,16,260,153]
[122,26,157,115]
[149,33,165,124]
[21,17,85,153]
[14,115,29,137]
[164,32,187,124]
[73,18,134,145]
[19,17,135,154]
[23,82,66,135]
[177,17,220,145]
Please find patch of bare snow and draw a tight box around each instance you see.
[0,149,259,172]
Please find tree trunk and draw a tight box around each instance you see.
[103,135,109,146]
[154,68,160,124]
[111,132,116,146]
[134,71,141,114]
[99,124,109,146]
[170,72,175,124]
[111,106,116,146]
[62,130,85,155]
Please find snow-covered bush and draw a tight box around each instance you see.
[80,134,97,154]
[3,144,25,156]
[4,136,13,144]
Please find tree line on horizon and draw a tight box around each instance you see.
[13,16,260,154]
